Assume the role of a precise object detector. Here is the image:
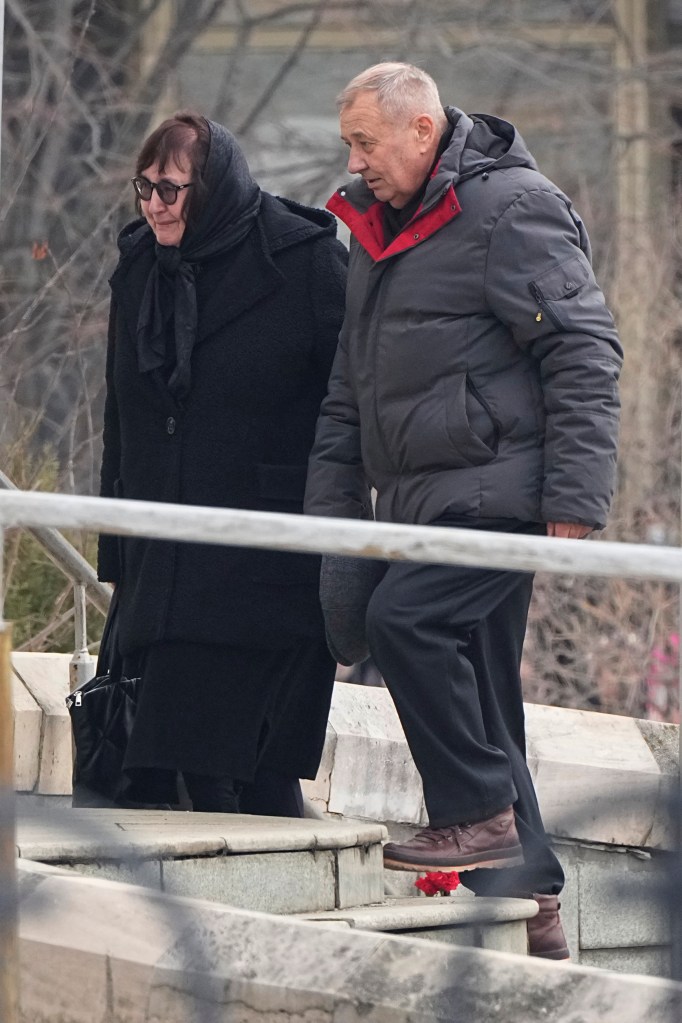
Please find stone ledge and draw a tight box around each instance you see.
[11,659,679,853]
[299,894,537,956]
[301,683,679,852]
[16,859,682,1023]
[17,806,387,861]
[17,806,387,915]
[525,703,673,849]
[299,894,538,930]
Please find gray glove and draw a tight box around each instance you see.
[319,554,388,666]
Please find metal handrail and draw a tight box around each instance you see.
[0,470,112,616]
[1,487,682,583]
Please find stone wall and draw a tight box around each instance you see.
[18,858,682,1023]
[11,655,679,975]
[300,681,679,977]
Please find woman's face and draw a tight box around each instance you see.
[138,155,193,247]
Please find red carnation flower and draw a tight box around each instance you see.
[415,870,461,896]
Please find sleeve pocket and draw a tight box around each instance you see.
[533,254,590,301]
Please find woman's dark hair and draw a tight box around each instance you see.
[134,110,210,228]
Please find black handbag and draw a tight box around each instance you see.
[66,590,140,805]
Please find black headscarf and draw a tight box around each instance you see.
[136,119,261,401]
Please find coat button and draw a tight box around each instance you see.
[166,416,176,435]
[482,172,489,181]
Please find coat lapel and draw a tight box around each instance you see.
[195,220,284,345]
[110,219,285,408]
[111,245,180,412]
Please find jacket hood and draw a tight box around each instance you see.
[442,107,537,180]
[117,217,153,257]
[335,106,538,213]
[259,193,340,254]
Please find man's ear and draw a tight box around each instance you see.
[414,114,437,152]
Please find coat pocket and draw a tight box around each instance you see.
[256,463,307,509]
[529,255,590,331]
[382,374,499,473]
[251,463,320,587]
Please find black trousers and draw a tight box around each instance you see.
[365,517,564,897]
[182,769,304,817]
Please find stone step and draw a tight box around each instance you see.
[16,806,387,915]
[17,858,682,1023]
[11,661,681,976]
[299,894,538,956]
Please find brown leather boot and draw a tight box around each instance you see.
[527,894,570,960]
[383,806,524,871]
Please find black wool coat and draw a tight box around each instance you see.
[98,194,348,657]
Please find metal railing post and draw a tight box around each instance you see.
[0,523,19,1023]
[69,583,94,692]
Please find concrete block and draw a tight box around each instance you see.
[476,920,528,956]
[20,941,110,1023]
[645,772,678,850]
[12,673,41,792]
[525,703,663,849]
[327,682,424,824]
[107,959,156,1023]
[580,946,671,978]
[552,849,580,961]
[336,842,384,909]
[636,719,679,777]
[61,858,162,890]
[577,858,670,949]
[328,731,425,823]
[13,651,73,796]
[301,722,337,812]
[161,849,337,914]
[385,866,426,899]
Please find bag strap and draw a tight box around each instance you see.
[96,588,123,679]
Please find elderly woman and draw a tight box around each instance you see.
[97,112,347,813]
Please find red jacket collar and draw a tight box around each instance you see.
[327,184,462,262]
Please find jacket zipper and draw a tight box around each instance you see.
[528,283,566,333]
[367,264,401,473]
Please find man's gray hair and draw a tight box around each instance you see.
[337,62,446,127]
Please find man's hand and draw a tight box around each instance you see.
[547,522,592,539]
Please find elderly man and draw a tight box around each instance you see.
[305,62,622,959]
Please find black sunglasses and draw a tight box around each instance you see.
[132,175,193,206]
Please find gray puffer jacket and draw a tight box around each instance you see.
[305,108,622,529]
